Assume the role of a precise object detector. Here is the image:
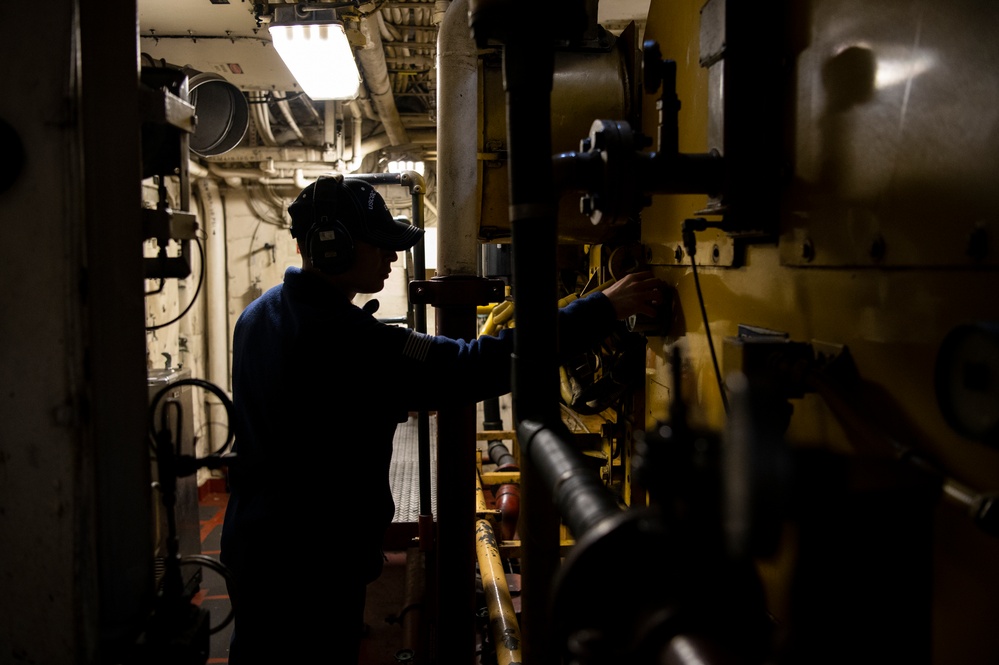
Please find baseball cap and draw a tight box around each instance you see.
[288,177,424,251]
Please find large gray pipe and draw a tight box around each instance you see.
[358,14,410,147]
[435,0,480,276]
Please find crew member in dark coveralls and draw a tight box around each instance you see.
[220,174,665,663]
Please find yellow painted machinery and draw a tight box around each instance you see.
[462,1,999,664]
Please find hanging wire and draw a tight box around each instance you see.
[147,378,236,633]
[682,218,730,415]
[178,554,236,633]
[146,236,207,332]
[148,376,236,458]
[246,183,289,227]
[245,90,308,105]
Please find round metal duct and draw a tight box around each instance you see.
[187,72,249,157]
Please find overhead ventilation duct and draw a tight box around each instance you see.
[141,56,249,158]
[187,70,249,157]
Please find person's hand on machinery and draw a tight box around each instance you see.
[600,270,667,320]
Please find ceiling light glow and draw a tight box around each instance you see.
[269,21,360,101]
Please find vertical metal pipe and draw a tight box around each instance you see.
[403,172,435,532]
[436,0,480,276]
[432,2,483,661]
[433,302,479,664]
[197,178,232,457]
[406,173,428,335]
[482,396,503,432]
[502,29,561,665]
[357,14,410,146]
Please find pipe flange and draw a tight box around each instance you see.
[579,119,644,228]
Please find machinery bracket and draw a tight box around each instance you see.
[409,276,506,307]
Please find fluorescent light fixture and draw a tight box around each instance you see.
[388,160,425,176]
[269,20,360,100]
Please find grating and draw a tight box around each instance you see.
[389,413,437,523]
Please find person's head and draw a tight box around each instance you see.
[288,175,423,295]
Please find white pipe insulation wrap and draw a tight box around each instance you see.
[196,177,232,454]
[358,14,410,146]
[203,146,332,164]
[436,0,480,276]
[433,0,450,26]
[345,112,364,172]
[274,92,305,142]
[201,131,436,181]
[188,160,209,178]
[249,91,278,146]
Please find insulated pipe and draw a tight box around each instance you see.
[482,395,504,432]
[195,178,231,454]
[487,441,518,471]
[475,476,524,665]
[517,420,621,538]
[188,160,208,178]
[430,2,486,662]
[324,100,340,158]
[249,91,277,146]
[482,389,517,471]
[358,14,409,147]
[202,130,437,174]
[522,379,773,664]
[483,396,517,470]
[480,331,518,538]
[273,92,305,142]
[344,104,365,172]
[433,0,450,26]
[204,146,331,163]
[436,0,480,276]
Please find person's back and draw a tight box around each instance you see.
[219,175,666,663]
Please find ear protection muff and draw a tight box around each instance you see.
[306,174,356,275]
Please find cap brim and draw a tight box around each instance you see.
[364,220,424,251]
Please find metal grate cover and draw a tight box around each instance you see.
[389,413,437,523]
